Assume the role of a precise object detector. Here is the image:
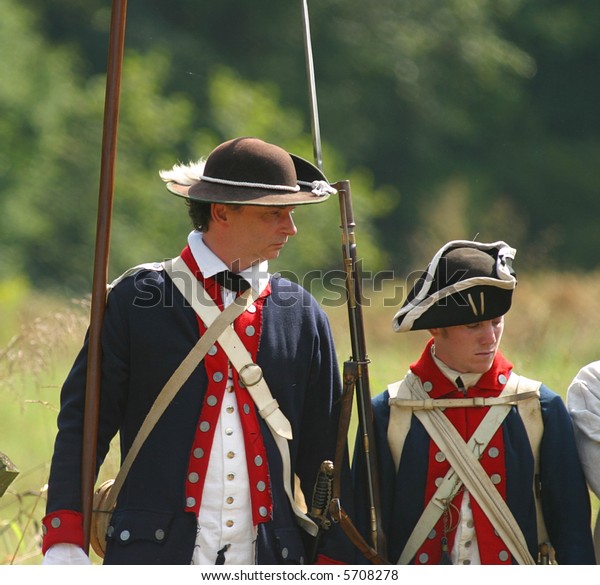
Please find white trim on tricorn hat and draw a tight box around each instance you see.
[393,240,517,333]
[160,137,336,206]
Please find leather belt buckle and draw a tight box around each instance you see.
[238,363,263,387]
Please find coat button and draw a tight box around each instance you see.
[206,395,218,406]
[51,518,61,529]
[213,372,224,383]
[418,552,429,564]
[423,381,433,392]
[199,421,211,432]
[120,530,131,542]
[155,529,165,541]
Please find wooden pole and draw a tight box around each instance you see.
[81,0,128,553]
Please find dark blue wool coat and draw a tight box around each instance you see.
[46,266,354,564]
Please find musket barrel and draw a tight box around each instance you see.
[334,180,387,556]
[300,0,387,560]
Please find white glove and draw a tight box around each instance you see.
[42,543,92,565]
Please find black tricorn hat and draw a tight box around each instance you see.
[393,240,517,332]
[164,137,335,206]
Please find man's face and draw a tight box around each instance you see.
[223,204,298,270]
[430,316,505,374]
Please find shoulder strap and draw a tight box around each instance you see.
[514,375,547,545]
[395,372,522,564]
[164,256,318,536]
[107,262,164,292]
[104,266,256,511]
[390,372,543,564]
[386,372,539,469]
[164,257,293,441]
[407,374,536,565]
[386,376,413,471]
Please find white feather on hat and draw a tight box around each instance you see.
[159,159,206,187]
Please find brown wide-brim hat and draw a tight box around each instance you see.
[165,137,336,206]
[393,240,518,332]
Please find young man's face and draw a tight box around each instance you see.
[430,316,505,374]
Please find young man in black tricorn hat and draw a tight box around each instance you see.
[41,137,354,564]
[354,240,595,565]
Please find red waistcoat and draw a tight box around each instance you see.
[179,246,273,526]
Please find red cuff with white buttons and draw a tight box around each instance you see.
[42,510,85,554]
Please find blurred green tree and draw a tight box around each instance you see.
[0,0,391,293]
[5,0,600,289]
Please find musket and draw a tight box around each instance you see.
[300,0,387,562]
[81,0,128,553]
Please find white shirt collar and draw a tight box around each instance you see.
[187,231,270,294]
[431,344,483,390]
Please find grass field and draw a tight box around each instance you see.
[1,270,599,564]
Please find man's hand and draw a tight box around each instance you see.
[42,543,92,565]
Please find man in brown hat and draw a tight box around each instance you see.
[42,137,354,565]
[353,240,595,564]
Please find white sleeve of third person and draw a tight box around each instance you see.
[567,360,600,498]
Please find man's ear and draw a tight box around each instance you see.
[210,203,229,226]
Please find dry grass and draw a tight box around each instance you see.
[1,270,600,563]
